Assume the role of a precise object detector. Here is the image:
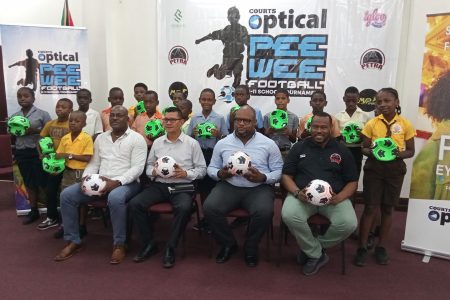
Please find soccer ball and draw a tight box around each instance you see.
[371,137,397,161]
[196,122,216,139]
[81,174,107,196]
[227,151,251,175]
[136,101,146,114]
[304,116,313,133]
[269,109,289,129]
[39,137,55,154]
[155,155,177,178]
[144,119,165,138]
[341,122,362,144]
[7,116,30,136]
[218,85,235,103]
[42,153,66,174]
[305,179,333,206]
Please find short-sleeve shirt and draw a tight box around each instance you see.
[282,137,358,193]
[83,108,103,136]
[186,110,228,150]
[56,131,94,169]
[335,108,371,147]
[40,119,70,150]
[11,106,52,150]
[263,109,299,149]
[131,111,163,146]
[361,114,416,152]
[297,112,341,139]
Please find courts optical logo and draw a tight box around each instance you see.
[427,206,450,226]
[168,46,188,65]
[248,8,327,33]
[364,9,387,28]
[360,48,385,70]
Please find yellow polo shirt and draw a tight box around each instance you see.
[56,131,94,169]
[362,114,416,151]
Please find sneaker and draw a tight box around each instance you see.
[296,250,308,266]
[374,246,389,265]
[54,226,64,239]
[353,247,367,267]
[37,218,58,230]
[302,252,329,276]
[22,209,40,225]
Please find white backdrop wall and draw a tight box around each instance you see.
[1,0,450,197]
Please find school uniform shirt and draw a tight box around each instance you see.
[362,114,416,152]
[83,128,147,185]
[208,132,283,188]
[263,109,299,150]
[186,110,228,150]
[11,105,51,150]
[131,111,163,145]
[297,112,341,139]
[40,119,70,150]
[335,108,371,147]
[282,136,358,193]
[146,132,206,184]
[56,131,94,170]
[83,108,103,136]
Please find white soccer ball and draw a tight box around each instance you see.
[155,155,177,178]
[227,151,251,175]
[305,179,333,206]
[81,174,107,196]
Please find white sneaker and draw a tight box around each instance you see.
[37,218,58,230]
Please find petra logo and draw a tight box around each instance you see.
[168,46,188,65]
[364,9,387,28]
[360,48,385,70]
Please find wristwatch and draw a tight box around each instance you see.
[68,154,73,160]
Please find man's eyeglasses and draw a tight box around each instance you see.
[234,118,253,125]
[162,118,181,124]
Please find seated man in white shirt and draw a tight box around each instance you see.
[129,106,206,268]
[54,105,148,264]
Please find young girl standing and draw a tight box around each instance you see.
[354,88,415,266]
[10,87,51,224]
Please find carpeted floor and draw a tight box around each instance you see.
[0,181,448,300]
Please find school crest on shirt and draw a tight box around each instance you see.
[391,123,403,134]
[330,153,342,164]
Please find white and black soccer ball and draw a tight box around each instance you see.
[218,85,235,103]
[155,155,177,178]
[227,151,251,175]
[81,174,107,196]
[305,179,333,206]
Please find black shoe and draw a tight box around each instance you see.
[302,252,329,276]
[244,254,258,267]
[133,242,159,263]
[79,225,88,239]
[367,232,376,250]
[353,247,368,267]
[230,217,249,229]
[162,247,175,268]
[215,244,238,264]
[22,209,40,225]
[374,246,389,265]
[53,226,64,239]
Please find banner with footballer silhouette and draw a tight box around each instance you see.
[0,24,89,214]
[158,0,403,117]
[403,13,450,260]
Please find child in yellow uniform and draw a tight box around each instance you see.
[53,111,94,238]
[354,88,415,266]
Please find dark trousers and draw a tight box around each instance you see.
[348,146,363,176]
[203,181,274,255]
[46,173,63,220]
[128,182,193,248]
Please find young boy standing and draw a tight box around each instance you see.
[76,88,103,139]
[101,87,125,131]
[131,91,163,147]
[37,98,73,229]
